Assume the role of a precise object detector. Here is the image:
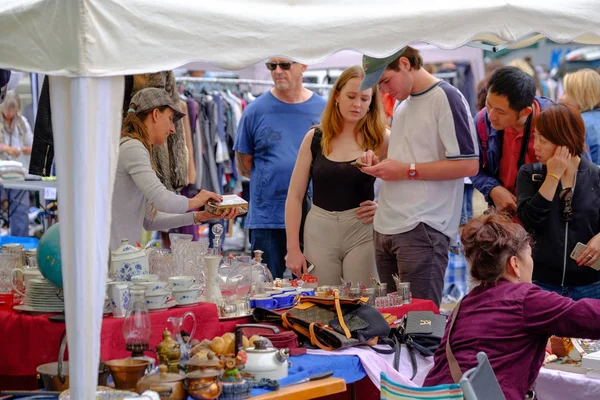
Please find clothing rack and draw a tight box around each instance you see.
[176,76,333,89]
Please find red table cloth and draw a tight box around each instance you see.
[0,298,438,390]
[0,302,221,377]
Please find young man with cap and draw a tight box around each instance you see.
[358,46,479,307]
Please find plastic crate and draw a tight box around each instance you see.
[0,235,39,250]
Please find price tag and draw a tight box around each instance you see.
[44,187,57,201]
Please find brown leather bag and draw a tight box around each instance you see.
[253,291,390,350]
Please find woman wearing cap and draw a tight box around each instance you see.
[110,87,237,250]
[285,65,389,285]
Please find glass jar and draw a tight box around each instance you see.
[123,286,152,357]
[376,283,388,298]
[363,288,376,306]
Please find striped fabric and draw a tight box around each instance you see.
[381,373,464,400]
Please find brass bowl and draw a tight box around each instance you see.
[105,358,149,391]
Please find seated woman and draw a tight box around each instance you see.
[285,65,389,285]
[111,87,237,250]
[517,104,600,300]
[424,212,600,399]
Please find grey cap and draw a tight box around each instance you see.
[359,46,407,92]
[130,87,186,122]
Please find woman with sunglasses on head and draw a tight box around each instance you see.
[517,104,600,300]
[111,87,238,251]
[285,65,389,285]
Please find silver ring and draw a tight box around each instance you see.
[588,255,595,259]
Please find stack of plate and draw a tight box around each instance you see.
[24,278,65,312]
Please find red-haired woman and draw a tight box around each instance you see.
[424,212,600,399]
[517,104,600,300]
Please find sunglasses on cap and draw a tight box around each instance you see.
[265,61,297,71]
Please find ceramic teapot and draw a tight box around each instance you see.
[110,239,149,281]
[243,338,289,380]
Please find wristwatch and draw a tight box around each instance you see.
[408,163,418,180]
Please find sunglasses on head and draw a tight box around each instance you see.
[265,61,296,71]
[559,187,573,222]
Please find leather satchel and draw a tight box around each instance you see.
[388,311,446,380]
[253,291,390,350]
[404,311,446,355]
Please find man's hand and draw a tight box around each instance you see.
[361,159,405,181]
[358,150,380,167]
[489,186,517,215]
[355,200,378,224]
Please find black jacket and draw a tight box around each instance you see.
[29,76,53,176]
[517,158,600,287]
[29,75,134,176]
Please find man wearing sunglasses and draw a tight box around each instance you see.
[233,57,326,279]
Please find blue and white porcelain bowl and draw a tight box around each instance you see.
[172,285,201,305]
[145,291,169,309]
[136,280,167,295]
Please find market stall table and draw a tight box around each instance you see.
[250,377,346,400]
[0,302,221,390]
[0,298,439,392]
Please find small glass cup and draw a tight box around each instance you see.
[376,283,387,298]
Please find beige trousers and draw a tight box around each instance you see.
[303,205,378,286]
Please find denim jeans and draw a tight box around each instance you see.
[534,280,600,300]
[4,189,30,237]
[250,228,287,279]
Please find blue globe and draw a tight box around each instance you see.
[37,223,63,288]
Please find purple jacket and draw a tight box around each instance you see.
[424,280,600,399]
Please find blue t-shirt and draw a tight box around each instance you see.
[233,91,326,229]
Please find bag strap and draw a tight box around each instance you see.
[333,290,352,339]
[308,322,335,351]
[309,127,323,178]
[476,110,490,167]
[445,299,464,383]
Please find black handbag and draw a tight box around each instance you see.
[388,311,447,380]
[253,292,391,350]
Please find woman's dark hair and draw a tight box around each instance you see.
[536,104,586,156]
[461,212,531,284]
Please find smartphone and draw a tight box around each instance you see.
[570,242,600,270]
[306,258,315,274]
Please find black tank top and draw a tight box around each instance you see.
[311,128,375,212]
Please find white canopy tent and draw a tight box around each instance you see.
[1,0,600,398]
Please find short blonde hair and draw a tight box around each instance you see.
[563,69,600,112]
[1,91,20,112]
